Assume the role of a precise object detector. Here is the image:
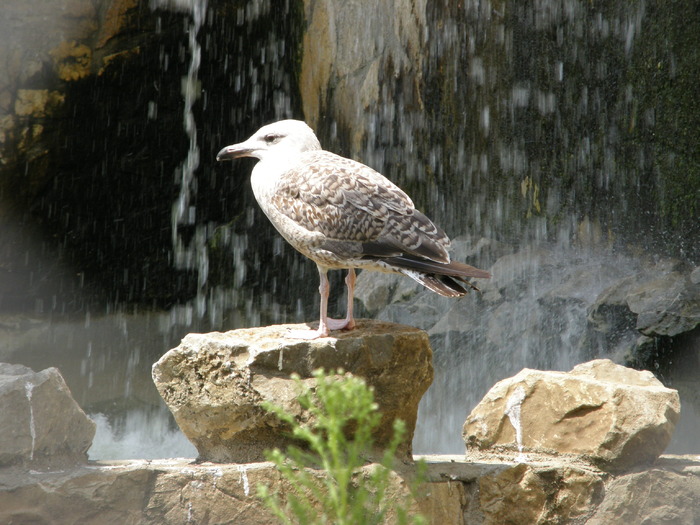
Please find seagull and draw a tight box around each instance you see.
[216,119,490,339]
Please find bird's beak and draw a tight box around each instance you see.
[216,142,253,161]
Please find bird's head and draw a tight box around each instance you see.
[216,119,322,163]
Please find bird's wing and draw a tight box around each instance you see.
[271,151,451,263]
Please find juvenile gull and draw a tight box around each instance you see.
[217,119,490,339]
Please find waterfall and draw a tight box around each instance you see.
[154,0,210,318]
[2,0,697,462]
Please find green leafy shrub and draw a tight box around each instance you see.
[257,368,426,525]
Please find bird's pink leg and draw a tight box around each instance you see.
[288,266,333,339]
[326,268,356,330]
[288,267,356,339]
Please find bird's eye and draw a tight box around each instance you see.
[264,133,279,144]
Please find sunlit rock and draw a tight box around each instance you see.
[299,0,425,151]
[96,0,139,48]
[0,459,426,523]
[2,455,699,523]
[14,90,65,117]
[0,460,285,524]
[478,462,604,524]
[0,363,95,467]
[463,359,680,471]
[152,320,433,463]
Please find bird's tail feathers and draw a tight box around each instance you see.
[384,255,491,280]
[385,255,490,298]
[400,270,476,297]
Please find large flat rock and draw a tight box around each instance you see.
[152,320,434,462]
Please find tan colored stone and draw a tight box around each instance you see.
[0,460,278,524]
[1,455,699,524]
[299,0,336,128]
[479,463,604,524]
[14,89,64,117]
[416,480,471,524]
[96,0,139,48]
[299,0,425,152]
[463,359,680,471]
[49,40,92,81]
[0,458,428,525]
[15,90,47,117]
[152,320,433,463]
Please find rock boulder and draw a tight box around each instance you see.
[152,320,434,463]
[587,260,700,360]
[0,363,95,467]
[463,359,680,471]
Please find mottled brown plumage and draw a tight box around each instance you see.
[217,119,490,338]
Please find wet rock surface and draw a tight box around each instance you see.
[300,0,425,152]
[587,258,700,358]
[463,359,681,471]
[0,363,95,467]
[357,240,700,374]
[152,320,434,462]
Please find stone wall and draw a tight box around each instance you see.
[1,453,699,523]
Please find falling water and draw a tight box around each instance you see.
[1,0,697,462]
[89,409,195,460]
[277,347,284,371]
[163,0,210,317]
[74,0,216,460]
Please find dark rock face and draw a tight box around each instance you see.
[2,0,697,316]
[0,0,307,312]
[588,261,700,361]
[0,0,194,312]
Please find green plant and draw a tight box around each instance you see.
[257,368,427,525]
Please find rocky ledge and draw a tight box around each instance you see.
[1,455,699,524]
